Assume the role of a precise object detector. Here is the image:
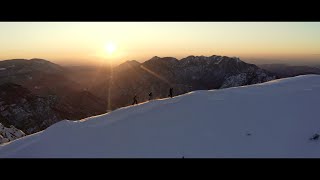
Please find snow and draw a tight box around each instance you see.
[1,75,320,158]
[0,123,25,144]
[220,73,247,88]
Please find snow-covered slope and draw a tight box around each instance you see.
[1,75,320,158]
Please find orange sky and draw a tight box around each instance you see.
[0,22,320,66]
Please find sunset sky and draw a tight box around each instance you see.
[0,22,320,65]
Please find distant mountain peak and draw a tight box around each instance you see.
[149,56,178,61]
[180,55,244,65]
[116,60,142,71]
[148,55,243,62]
[29,58,49,61]
[29,58,61,66]
[150,56,161,61]
[125,60,140,64]
[118,60,141,67]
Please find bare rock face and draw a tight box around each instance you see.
[90,55,276,109]
[0,59,107,135]
[220,69,275,88]
[0,83,61,134]
[0,83,106,134]
[0,123,25,144]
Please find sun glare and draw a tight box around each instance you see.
[105,42,117,55]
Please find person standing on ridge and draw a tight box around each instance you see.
[148,92,153,100]
[169,87,173,98]
[132,95,138,105]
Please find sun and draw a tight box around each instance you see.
[105,42,117,55]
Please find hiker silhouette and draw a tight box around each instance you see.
[310,133,319,140]
[169,88,173,98]
[148,92,153,100]
[132,95,138,105]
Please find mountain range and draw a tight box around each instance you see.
[87,55,276,109]
[259,64,320,78]
[0,55,278,134]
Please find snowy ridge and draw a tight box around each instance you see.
[1,75,320,158]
